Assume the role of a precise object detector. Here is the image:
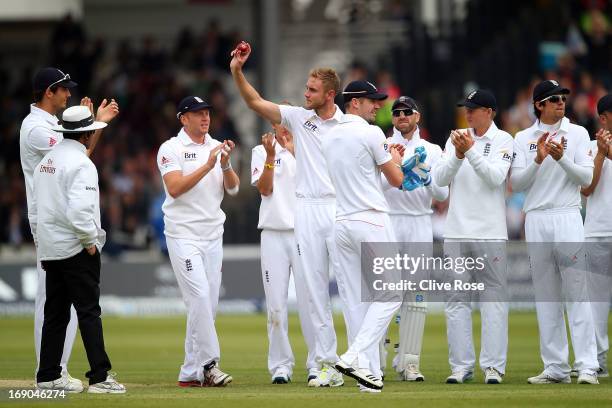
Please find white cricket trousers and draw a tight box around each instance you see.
[585,237,612,368]
[167,236,223,382]
[260,229,314,377]
[525,208,598,377]
[35,257,78,377]
[293,198,339,367]
[335,210,402,377]
[444,239,508,374]
[390,213,433,243]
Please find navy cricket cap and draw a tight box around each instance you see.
[597,94,612,115]
[533,79,570,102]
[176,96,212,119]
[342,81,388,103]
[33,67,77,92]
[457,89,497,111]
[392,96,419,111]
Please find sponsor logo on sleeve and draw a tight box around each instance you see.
[160,156,172,168]
[49,137,57,147]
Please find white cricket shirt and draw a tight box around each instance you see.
[32,139,105,260]
[384,127,447,216]
[512,117,593,213]
[279,104,343,199]
[251,143,296,230]
[434,122,513,240]
[157,129,226,240]
[584,140,612,237]
[20,104,64,229]
[322,114,392,217]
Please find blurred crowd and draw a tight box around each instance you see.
[0,2,610,251]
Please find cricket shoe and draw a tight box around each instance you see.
[178,379,202,387]
[308,364,344,387]
[37,375,84,393]
[359,384,382,393]
[272,370,291,384]
[307,368,319,386]
[577,373,599,384]
[484,367,503,384]
[203,361,232,387]
[400,363,425,382]
[335,359,382,390]
[527,372,571,384]
[445,370,473,384]
[88,372,126,394]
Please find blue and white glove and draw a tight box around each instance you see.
[413,161,432,186]
[400,146,429,190]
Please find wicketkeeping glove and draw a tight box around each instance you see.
[400,146,429,190]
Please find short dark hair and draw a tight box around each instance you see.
[33,85,59,103]
[533,101,542,119]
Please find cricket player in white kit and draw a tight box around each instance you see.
[578,94,612,378]
[19,67,118,387]
[231,42,343,386]
[383,96,448,381]
[157,96,240,387]
[251,124,313,384]
[511,80,599,385]
[434,90,512,385]
[323,80,404,392]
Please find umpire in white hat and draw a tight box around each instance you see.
[32,105,126,394]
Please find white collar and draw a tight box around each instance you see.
[178,128,210,146]
[60,137,87,154]
[30,104,58,127]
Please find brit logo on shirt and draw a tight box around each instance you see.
[483,143,491,156]
[303,119,318,132]
[528,141,538,152]
[184,152,197,161]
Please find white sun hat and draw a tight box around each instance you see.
[52,105,107,133]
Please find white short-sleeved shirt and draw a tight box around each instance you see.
[157,129,226,240]
[20,104,64,227]
[322,114,392,217]
[384,127,444,216]
[584,140,612,237]
[512,117,594,212]
[279,104,343,199]
[436,122,514,240]
[251,143,296,230]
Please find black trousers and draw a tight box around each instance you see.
[37,249,112,385]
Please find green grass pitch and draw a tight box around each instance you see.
[1,312,611,407]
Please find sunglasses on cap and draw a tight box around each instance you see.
[392,109,416,117]
[48,73,71,89]
[539,94,567,104]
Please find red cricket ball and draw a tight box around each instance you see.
[237,42,248,54]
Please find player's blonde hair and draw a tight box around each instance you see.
[309,68,340,95]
